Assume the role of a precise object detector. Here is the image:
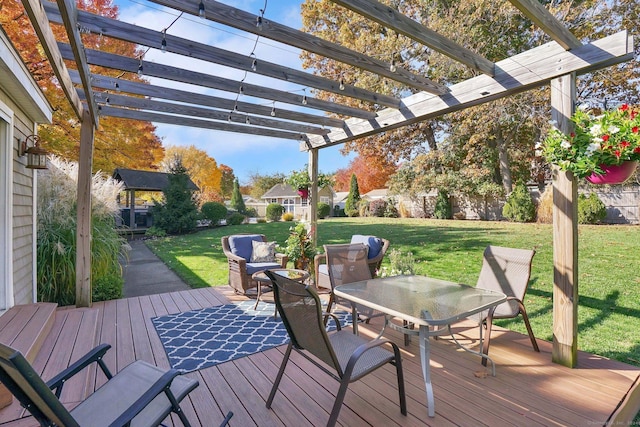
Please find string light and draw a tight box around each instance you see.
[114,82,120,92]
[239,84,244,95]
[105,95,110,106]
[233,103,239,112]
[198,0,205,19]
[302,89,308,105]
[161,30,167,52]
[137,57,143,75]
[271,102,276,116]
[251,58,257,72]
[228,114,232,123]
[256,9,264,30]
[245,116,251,125]
[339,79,345,91]
[389,58,397,73]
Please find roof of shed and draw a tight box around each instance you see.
[112,168,198,191]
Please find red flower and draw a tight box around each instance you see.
[620,104,629,111]
[602,134,610,142]
[632,111,638,119]
[620,141,630,148]
[634,147,640,154]
[614,150,621,158]
[633,126,639,133]
[570,132,575,138]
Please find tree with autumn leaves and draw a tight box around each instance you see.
[301,0,640,197]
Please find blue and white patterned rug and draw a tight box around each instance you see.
[152,300,351,372]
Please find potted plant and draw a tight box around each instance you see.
[285,166,333,198]
[539,104,640,184]
[284,221,316,272]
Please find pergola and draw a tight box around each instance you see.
[21,0,634,368]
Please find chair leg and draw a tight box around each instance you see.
[266,343,292,409]
[481,317,493,367]
[517,301,540,352]
[391,343,407,415]
[327,377,350,427]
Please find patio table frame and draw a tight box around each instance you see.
[334,275,507,417]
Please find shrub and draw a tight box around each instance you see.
[266,203,284,221]
[227,212,245,225]
[503,183,536,222]
[317,202,331,218]
[368,199,387,217]
[200,201,227,224]
[379,249,415,277]
[398,201,412,218]
[281,212,295,221]
[359,200,370,217]
[384,199,399,218]
[245,207,258,217]
[257,218,267,223]
[93,273,123,301]
[433,189,452,219]
[145,226,166,238]
[537,186,553,224]
[578,193,607,224]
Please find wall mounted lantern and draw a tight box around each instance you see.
[18,134,48,169]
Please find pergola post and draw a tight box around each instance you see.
[75,110,95,307]
[550,73,578,367]
[308,149,319,250]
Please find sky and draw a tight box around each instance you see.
[114,0,356,184]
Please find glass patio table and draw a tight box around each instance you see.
[334,275,507,417]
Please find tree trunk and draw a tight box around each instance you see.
[496,126,513,195]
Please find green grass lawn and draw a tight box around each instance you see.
[145,217,640,368]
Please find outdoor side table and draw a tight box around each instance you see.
[252,268,310,317]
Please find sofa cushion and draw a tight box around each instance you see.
[251,241,276,262]
[350,235,383,259]
[228,234,263,261]
[246,262,284,275]
[318,264,329,276]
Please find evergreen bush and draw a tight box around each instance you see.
[230,178,246,213]
[200,201,227,225]
[317,202,331,218]
[227,212,246,225]
[433,189,452,219]
[502,183,536,222]
[344,174,361,217]
[266,203,284,221]
[384,199,399,218]
[578,193,607,224]
[151,158,199,234]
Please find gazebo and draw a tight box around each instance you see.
[20,0,635,374]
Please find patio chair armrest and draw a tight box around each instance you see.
[314,253,326,277]
[323,313,342,331]
[108,369,184,426]
[344,338,393,378]
[225,252,246,264]
[276,253,288,267]
[46,343,112,396]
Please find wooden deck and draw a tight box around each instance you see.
[1,286,639,426]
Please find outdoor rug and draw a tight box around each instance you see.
[152,300,351,372]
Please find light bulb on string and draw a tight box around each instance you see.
[198,1,205,19]
[302,89,308,105]
[161,30,167,52]
[233,103,239,112]
[271,103,276,117]
[251,58,257,72]
[339,79,345,91]
[227,114,232,123]
[239,84,244,95]
[389,58,397,73]
[137,58,143,75]
[256,16,263,30]
[114,82,120,92]
[245,116,251,125]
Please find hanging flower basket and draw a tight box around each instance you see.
[586,161,638,185]
[297,187,309,198]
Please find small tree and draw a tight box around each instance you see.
[578,193,607,224]
[433,189,452,219]
[152,157,199,234]
[317,202,331,218]
[230,178,246,213]
[344,174,361,217]
[502,182,536,222]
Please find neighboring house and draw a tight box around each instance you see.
[0,28,53,309]
[362,188,389,201]
[333,191,348,209]
[262,183,335,219]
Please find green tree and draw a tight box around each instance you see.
[219,164,236,200]
[247,172,286,199]
[344,174,361,217]
[502,183,536,223]
[230,178,246,213]
[152,157,199,234]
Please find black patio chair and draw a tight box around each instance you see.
[264,270,406,427]
[0,342,205,427]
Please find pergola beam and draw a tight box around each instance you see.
[508,0,582,50]
[44,2,401,109]
[21,0,84,120]
[74,71,346,129]
[303,31,633,150]
[58,43,378,120]
[330,0,495,76]
[149,0,448,95]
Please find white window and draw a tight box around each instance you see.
[301,197,308,207]
[282,198,295,213]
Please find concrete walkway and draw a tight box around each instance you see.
[122,239,191,298]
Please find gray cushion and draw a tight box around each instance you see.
[246,262,283,275]
[251,241,276,262]
[351,235,383,259]
[228,234,263,261]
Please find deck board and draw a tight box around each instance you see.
[1,286,639,426]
